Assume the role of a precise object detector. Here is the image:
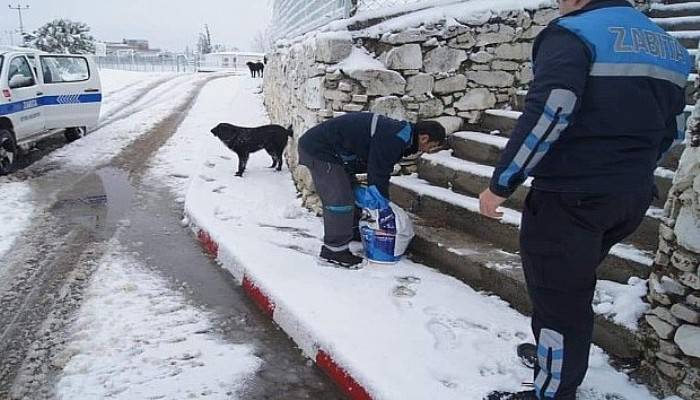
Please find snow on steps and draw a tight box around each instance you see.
[668,29,700,46]
[468,109,522,135]
[408,221,644,359]
[450,128,685,172]
[389,174,654,284]
[421,149,673,210]
[653,14,700,31]
[650,1,700,20]
[415,151,662,252]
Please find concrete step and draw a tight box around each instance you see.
[512,81,696,113]
[418,152,531,211]
[450,129,685,172]
[649,2,700,18]
[512,90,527,112]
[669,30,700,47]
[408,222,641,359]
[390,175,654,284]
[660,141,686,170]
[421,147,673,209]
[665,0,700,4]
[467,109,521,136]
[450,131,507,166]
[417,152,664,253]
[654,15,700,31]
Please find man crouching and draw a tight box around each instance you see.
[298,112,446,268]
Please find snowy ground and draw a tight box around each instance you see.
[145,74,662,400]
[46,73,333,399]
[55,242,262,400]
[0,182,35,259]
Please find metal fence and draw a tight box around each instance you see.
[96,54,195,73]
[357,0,426,12]
[271,0,429,40]
[271,0,351,41]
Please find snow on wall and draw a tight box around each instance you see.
[263,1,560,209]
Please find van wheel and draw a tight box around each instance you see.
[64,127,87,142]
[0,130,17,176]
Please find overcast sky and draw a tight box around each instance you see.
[0,0,274,52]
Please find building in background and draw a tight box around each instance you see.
[199,51,265,71]
[104,39,161,56]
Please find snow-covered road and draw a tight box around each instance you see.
[0,71,340,399]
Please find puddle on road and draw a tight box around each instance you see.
[50,167,134,238]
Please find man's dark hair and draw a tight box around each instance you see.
[415,120,446,144]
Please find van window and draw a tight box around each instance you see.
[8,56,36,88]
[40,56,90,84]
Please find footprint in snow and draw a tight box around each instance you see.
[204,161,216,168]
[395,275,421,285]
[439,378,458,389]
[212,185,226,193]
[199,175,215,182]
[577,388,626,400]
[214,211,238,221]
[426,318,459,350]
[392,285,416,298]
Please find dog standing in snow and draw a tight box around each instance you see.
[210,122,293,177]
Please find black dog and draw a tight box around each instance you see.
[246,62,265,78]
[210,122,292,176]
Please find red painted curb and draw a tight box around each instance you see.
[242,275,276,318]
[317,350,373,400]
[193,225,374,400]
[197,230,219,258]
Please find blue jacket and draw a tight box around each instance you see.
[490,0,691,198]
[299,112,417,197]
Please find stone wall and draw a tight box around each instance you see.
[263,5,559,210]
[642,106,700,398]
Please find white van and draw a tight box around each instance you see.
[0,49,101,174]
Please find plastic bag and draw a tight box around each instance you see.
[358,201,414,264]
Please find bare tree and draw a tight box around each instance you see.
[251,29,272,53]
[197,24,212,54]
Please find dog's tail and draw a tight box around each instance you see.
[286,124,294,137]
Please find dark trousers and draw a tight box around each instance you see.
[299,149,357,249]
[520,189,652,399]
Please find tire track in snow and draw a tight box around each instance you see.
[0,75,224,399]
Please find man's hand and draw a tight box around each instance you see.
[479,188,506,219]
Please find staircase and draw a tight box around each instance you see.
[651,0,700,116]
[389,1,698,360]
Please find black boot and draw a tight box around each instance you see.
[517,343,537,369]
[319,246,363,269]
[484,390,536,400]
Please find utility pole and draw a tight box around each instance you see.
[8,3,30,37]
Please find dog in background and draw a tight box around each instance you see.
[210,122,292,176]
[246,62,265,78]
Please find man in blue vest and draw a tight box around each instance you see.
[480,0,690,398]
[299,113,445,268]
